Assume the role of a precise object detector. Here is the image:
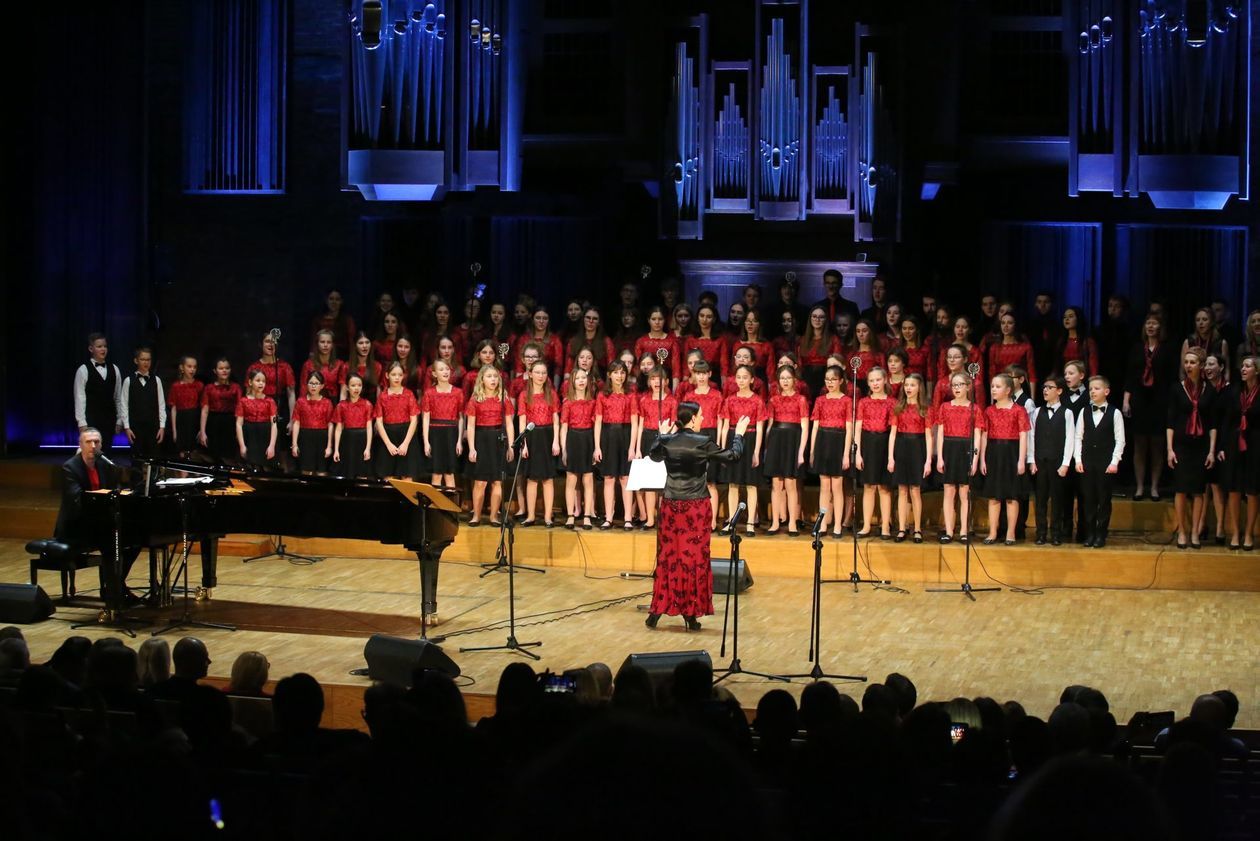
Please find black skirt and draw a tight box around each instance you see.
[1242,429,1260,495]
[296,427,328,473]
[599,422,633,478]
[337,427,372,478]
[375,421,419,479]
[983,438,1024,501]
[468,425,507,481]
[639,428,659,459]
[523,425,558,480]
[564,427,596,474]
[765,422,803,479]
[242,420,274,467]
[1127,385,1165,436]
[892,432,928,487]
[938,436,975,486]
[1171,434,1210,495]
[811,426,846,476]
[427,423,460,475]
[723,430,762,486]
[206,412,237,461]
[172,408,200,455]
[859,430,892,488]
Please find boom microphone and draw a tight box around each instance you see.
[513,421,535,445]
[725,501,747,530]
[811,508,828,538]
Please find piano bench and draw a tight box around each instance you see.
[26,539,101,601]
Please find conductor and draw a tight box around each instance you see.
[645,402,750,631]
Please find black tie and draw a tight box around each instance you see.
[1093,406,1104,414]
[1047,408,1054,418]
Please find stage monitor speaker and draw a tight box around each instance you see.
[363,634,460,685]
[0,584,54,624]
[619,650,712,688]
[711,558,753,594]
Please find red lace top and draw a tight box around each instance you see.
[638,392,679,427]
[333,398,373,429]
[167,380,203,411]
[684,335,730,378]
[300,359,347,401]
[721,393,767,425]
[561,397,597,429]
[812,394,853,429]
[376,390,420,425]
[293,397,333,428]
[245,360,295,399]
[420,388,464,422]
[768,393,809,423]
[983,404,1031,440]
[518,391,559,427]
[596,391,639,424]
[857,397,895,433]
[891,405,934,434]
[936,402,985,438]
[635,335,682,380]
[987,341,1037,384]
[202,382,242,414]
[465,395,513,427]
[689,388,724,430]
[235,396,277,423]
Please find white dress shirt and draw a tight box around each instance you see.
[72,361,123,430]
[1073,402,1126,468]
[1027,402,1075,469]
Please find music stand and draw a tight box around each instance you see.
[928,363,1000,600]
[780,520,867,684]
[385,480,463,637]
[713,506,789,686]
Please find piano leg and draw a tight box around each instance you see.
[201,537,219,592]
[419,550,439,617]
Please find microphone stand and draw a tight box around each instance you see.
[713,505,789,686]
[780,517,866,684]
[462,422,542,660]
[928,365,1000,600]
[244,337,321,566]
[482,422,544,576]
[153,493,237,635]
[71,488,151,638]
[823,356,890,591]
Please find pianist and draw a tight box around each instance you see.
[53,427,141,605]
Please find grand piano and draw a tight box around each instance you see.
[80,460,460,627]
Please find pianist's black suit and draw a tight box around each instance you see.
[54,453,139,601]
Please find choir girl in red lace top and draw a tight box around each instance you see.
[855,367,895,538]
[291,372,334,473]
[1167,346,1218,549]
[235,369,278,467]
[421,300,459,368]
[515,306,566,378]
[391,336,422,393]
[374,362,420,480]
[636,365,678,530]
[764,366,810,536]
[486,301,513,352]
[797,306,840,399]
[465,365,515,527]
[688,360,726,530]
[981,373,1030,545]
[1056,307,1098,378]
[885,349,908,399]
[810,365,854,538]
[898,317,932,385]
[301,330,348,403]
[465,341,500,399]
[373,312,404,366]
[565,307,616,377]
[167,355,203,458]
[671,303,695,341]
[454,296,487,359]
[420,359,464,490]
[937,316,984,386]
[935,371,984,543]
[560,368,598,530]
[685,304,729,385]
[718,366,766,536]
[310,288,356,359]
[247,332,296,438]
[429,336,467,393]
[888,373,935,543]
[199,358,241,459]
[348,332,383,404]
[613,308,641,357]
[878,303,903,353]
[594,361,640,529]
[987,313,1038,398]
[722,346,766,398]
[852,320,886,394]
[509,343,542,402]
[518,360,561,528]
[933,344,986,410]
[731,309,773,380]
[635,306,681,387]
[333,372,374,478]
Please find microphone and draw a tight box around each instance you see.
[811,508,828,538]
[269,327,282,342]
[849,355,862,371]
[513,421,535,445]
[725,501,747,530]
[97,453,116,468]
[966,362,981,378]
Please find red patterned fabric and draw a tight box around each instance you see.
[564,335,616,374]
[465,395,512,427]
[768,392,809,423]
[596,391,639,423]
[857,396,895,432]
[684,335,729,378]
[202,382,242,413]
[811,394,853,428]
[513,333,565,374]
[797,335,841,367]
[986,341,1037,384]
[936,344,984,382]
[1060,336,1098,376]
[649,497,714,617]
[333,398,373,429]
[855,349,886,383]
[167,380,203,410]
[300,359,347,400]
[638,392,679,426]
[372,339,396,366]
[932,376,988,409]
[518,390,559,426]
[892,405,934,433]
[421,387,464,422]
[689,388,724,430]
[936,402,985,438]
[376,389,419,424]
[293,397,333,427]
[902,345,931,378]
[721,393,767,423]
[560,396,596,429]
[983,404,1031,440]
[245,360,295,398]
[235,396,277,422]
[635,335,681,380]
[721,376,766,398]
[730,340,773,375]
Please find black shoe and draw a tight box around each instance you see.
[939,533,952,544]
[1051,537,1062,546]
[1035,535,1047,546]
[684,616,701,631]
[1083,537,1095,548]
[894,530,907,543]
[1094,538,1107,548]
[1133,491,1146,501]
[645,613,660,629]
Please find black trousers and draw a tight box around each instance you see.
[1033,458,1067,540]
[1063,469,1087,541]
[1079,464,1115,541]
[130,423,160,460]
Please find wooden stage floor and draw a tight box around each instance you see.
[2,531,1258,729]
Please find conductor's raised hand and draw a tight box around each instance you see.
[658,419,674,436]
[734,416,751,437]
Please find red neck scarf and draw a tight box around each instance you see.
[1142,342,1157,387]
[1241,384,1258,451]
[1183,380,1204,436]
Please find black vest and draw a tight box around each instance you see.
[1081,404,1116,469]
[1034,405,1068,463]
[82,362,117,424]
[127,373,161,429]
[1064,388,1088,418]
